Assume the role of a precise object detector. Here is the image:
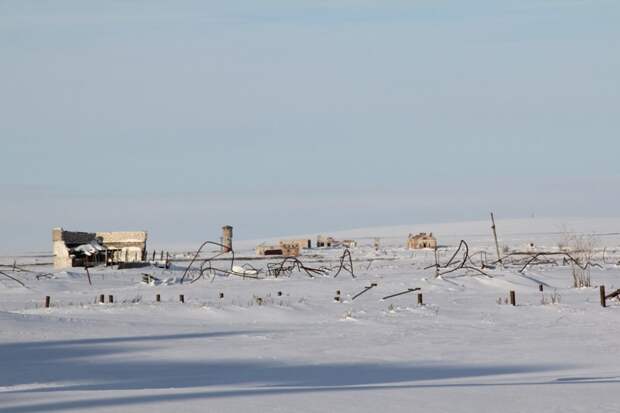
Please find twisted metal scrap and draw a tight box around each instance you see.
[0,270,26,287]
[267,249,355,279]
[488,252,603,273]
[425,240,491,278]
[267,257,330,278]
[180,241,236,284]
[333,248,355,278]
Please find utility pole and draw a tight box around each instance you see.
[490,212,503,267]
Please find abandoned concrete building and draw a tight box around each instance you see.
[407,232,437,250]
[316,235,335,248]
[256,243,301,257]
[341,240,358,248]
[279,239,311,250]
[53,227,148,269]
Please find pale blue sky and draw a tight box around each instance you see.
[1,1,619,252]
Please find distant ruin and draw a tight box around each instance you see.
[256,242,300,257]
[407,232,437,250]
[279,239,312,250]
[316,235,335,248]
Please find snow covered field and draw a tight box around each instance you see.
[2,218,620,412]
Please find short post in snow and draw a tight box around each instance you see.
[99,294,105,304]
[539,284,544,292]
[600,286,606,308]
[509,290,516,306]
[417,293,424,306]
[156,294,161,302]
[179,294,185,304]
[108,295,114,304]
[45,296,51,308]
[219,292,224,299]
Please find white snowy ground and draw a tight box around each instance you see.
[2,218,620,412]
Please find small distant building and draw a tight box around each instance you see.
[256,243,300,257]
[279,239,311,250]
[341,240,358,248]
[53,227,147,269]
[317,235,335,248]
[407,232,437,250]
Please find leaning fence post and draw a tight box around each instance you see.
[45,296,51,308]
[509,290,516,306]
[600,285,606,308]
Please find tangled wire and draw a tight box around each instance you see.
[180,241,241,284]
[267,257,331,278]
[181,241,355,283]
[489,251,603,273]
[425,240,491,278]
[268,249,355,279]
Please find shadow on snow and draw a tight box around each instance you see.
[0,331,572,412]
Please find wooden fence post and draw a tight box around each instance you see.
[156,294,161,302]
[108,295,114,304]
[510,290,516,306]
[99,294,105,304]
[45,296,51,308]
[600,285,606,308]
[179,294,185,303]
[417,293,424,305]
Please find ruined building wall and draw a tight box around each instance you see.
[53,228,147,269]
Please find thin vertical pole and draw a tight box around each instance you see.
[491,212,503,267]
